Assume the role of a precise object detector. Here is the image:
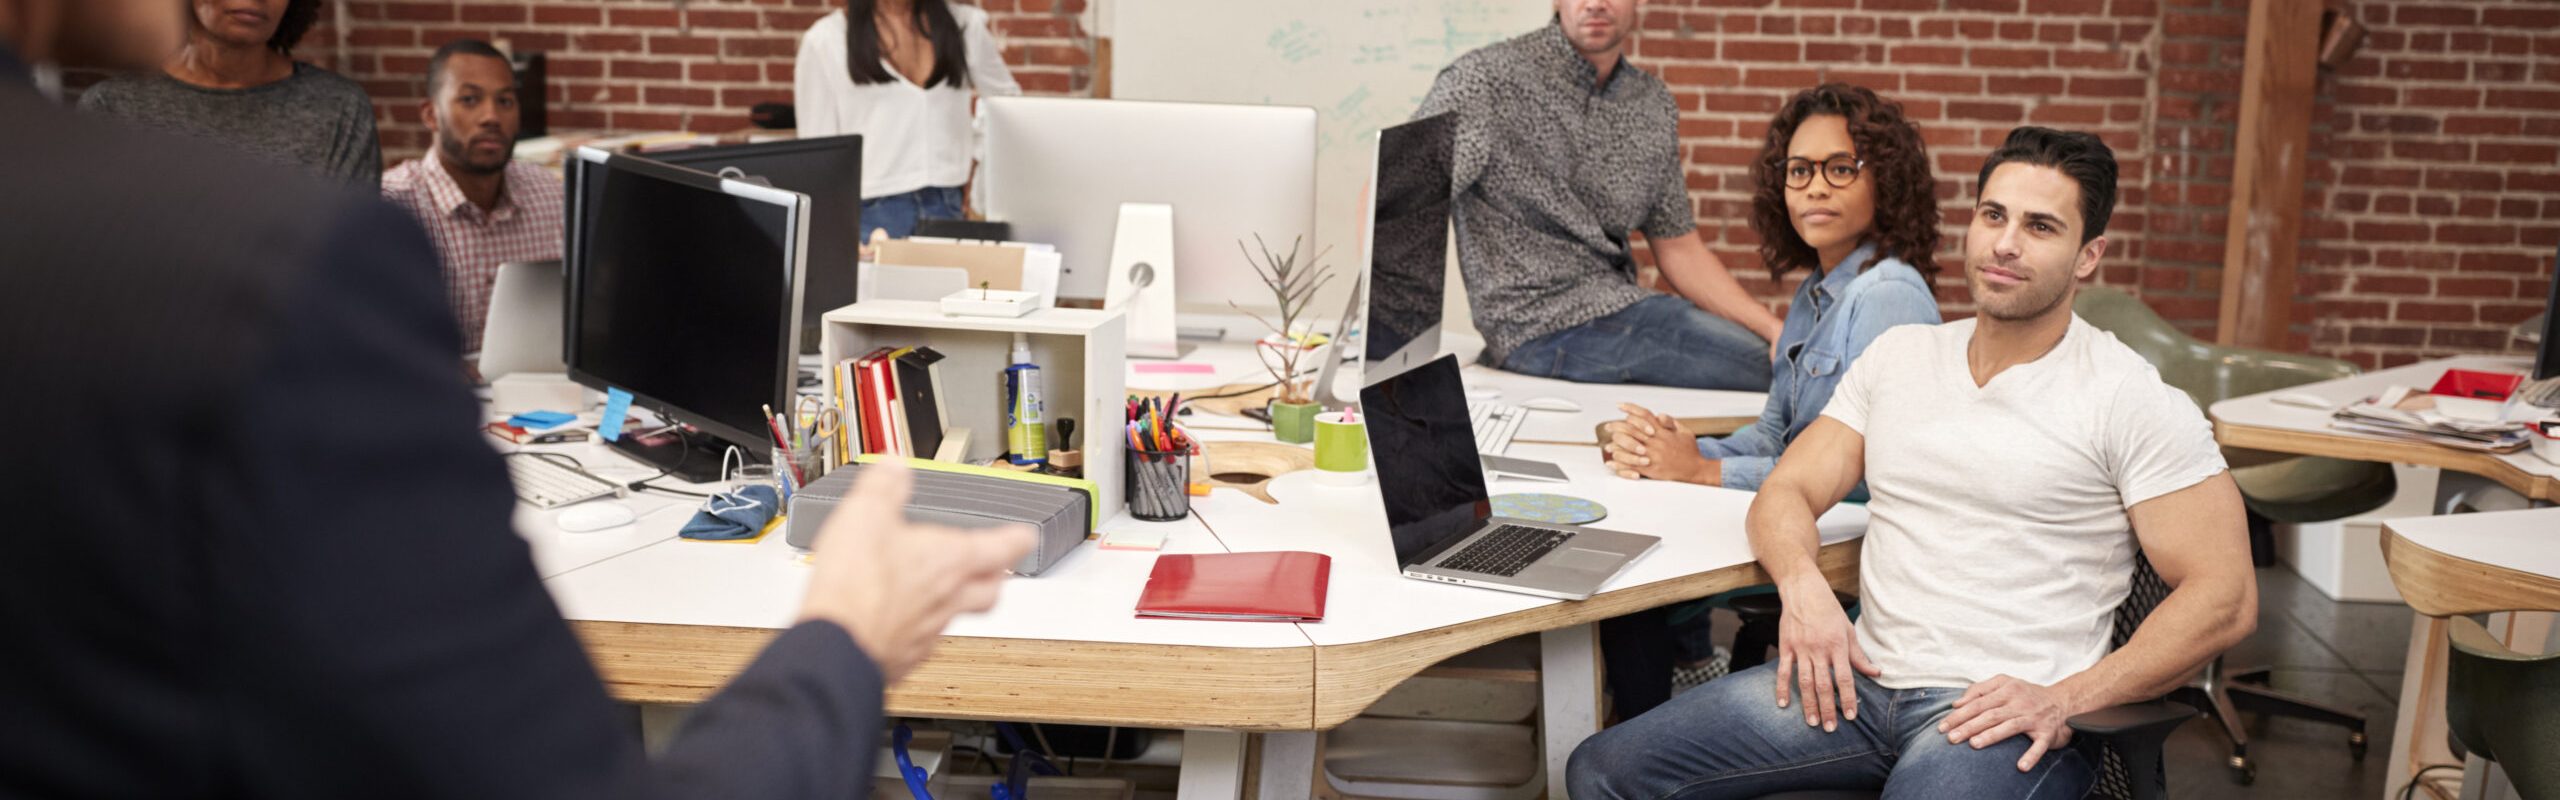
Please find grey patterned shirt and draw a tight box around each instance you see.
[1416,23,1696,364]
[79,63,381,187]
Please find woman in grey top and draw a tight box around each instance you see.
[80,0,379,186]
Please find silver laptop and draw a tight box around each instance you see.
[477,259,565,381]
[1361,355,1658,600]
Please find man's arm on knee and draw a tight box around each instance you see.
[2052,473,2258,711]
[1649,230,1783,344]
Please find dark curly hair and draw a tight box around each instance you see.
[267,0,324,55]
[1746,83,1941,284]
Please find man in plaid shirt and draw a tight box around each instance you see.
[381,39,562,357]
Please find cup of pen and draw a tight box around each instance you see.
[1126,438,1193,522]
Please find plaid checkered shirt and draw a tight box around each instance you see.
[381,155,564,353]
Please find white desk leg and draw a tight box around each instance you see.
[1257,731,1319,799]
[1541,623,1602,800]
[1180,729,1249,800]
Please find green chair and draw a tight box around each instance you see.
[2444,615,2560,797]
[2075,286,2381,783]
[2072,286,2396,523]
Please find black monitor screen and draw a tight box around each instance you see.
[566,152,801,451]
[1364,113,1455,373]
[650,136,861,339]
[2537,243,2559,381]
[1360,355,1491,567]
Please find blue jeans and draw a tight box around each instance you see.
[1569,662,2096,799]
[860,185,965,241]
[1498,295,1773,391]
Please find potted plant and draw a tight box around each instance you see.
[1233,234,1334,445]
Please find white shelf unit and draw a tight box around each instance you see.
[820,300,1129,517]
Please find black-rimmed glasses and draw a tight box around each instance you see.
[1782,156,1864,190]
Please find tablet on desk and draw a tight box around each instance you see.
[1482,454,1568,483]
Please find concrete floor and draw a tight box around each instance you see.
[2162,565,2413,800]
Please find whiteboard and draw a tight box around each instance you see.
[1112,0,1549,327]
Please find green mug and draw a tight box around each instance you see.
[1313,411,1368,483]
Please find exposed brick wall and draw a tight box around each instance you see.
[310,0,1095,159]
[71,0,2556,367]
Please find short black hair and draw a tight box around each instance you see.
[426,39,513,99]
[268,0,323,55]
[1976,126,2118,244]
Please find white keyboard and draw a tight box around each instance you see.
[1470,401,1526,455]
[507,454,625,509]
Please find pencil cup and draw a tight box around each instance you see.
[1126,446,1192,521]
[1312,412,1368,486]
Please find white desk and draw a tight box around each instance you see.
[2381,508,2560,800]
[543,340,1841,799]
[2210,355,2560,507]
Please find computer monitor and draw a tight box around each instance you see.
[648,135,861,349]
[1361,113,1456,384]
[565,146,809,481]
[2534,242,2559,381]
[980,96,1316,308]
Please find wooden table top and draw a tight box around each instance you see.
[2380,508,2560,617]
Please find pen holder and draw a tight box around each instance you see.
[773,447,823,497]
[1125,446,1192,521]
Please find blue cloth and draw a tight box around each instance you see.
[1569,662,2096,799]
[1697,243,1940,493]
[859,185,966,241]
[1496,293,1774,391]
[680,484,781,541]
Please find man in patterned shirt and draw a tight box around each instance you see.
[381,39,562,357]
[1417,0,1782,391]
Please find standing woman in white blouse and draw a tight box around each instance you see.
[795,0,1020,241]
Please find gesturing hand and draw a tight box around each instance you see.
[798,461,1039,682]
[1938,674,2083,771]
[1603,404,1718,485]
[1772,583,1880,732]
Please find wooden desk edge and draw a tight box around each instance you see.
[572,621,1318,730]
[1308,539,1863,728]
[2212,419,2558,503]
[2380,525,2560,618]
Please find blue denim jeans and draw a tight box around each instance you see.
[1569,662,2096,799]
[1497,295,1773,391]
[860,185,966,241]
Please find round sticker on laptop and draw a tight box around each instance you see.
[1490,493,1607,525]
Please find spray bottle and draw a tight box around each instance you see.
[1004,333,1049,466]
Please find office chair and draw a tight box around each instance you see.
[2074,286,2373,783]
[1757,552,2199,800]
[2443,615,2560,797]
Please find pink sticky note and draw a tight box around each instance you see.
[1133,362,1216,375]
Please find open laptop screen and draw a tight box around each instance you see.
[1361,355,1492,566]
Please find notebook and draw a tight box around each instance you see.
[1136,551,1331,622]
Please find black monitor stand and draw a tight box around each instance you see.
[604,424,746,485]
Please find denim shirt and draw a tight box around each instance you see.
[1698,243,1940,493]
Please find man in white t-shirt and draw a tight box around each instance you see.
[1568,127,2259,799]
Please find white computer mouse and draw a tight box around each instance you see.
[1519,396,1583,413]
[556,501,637,533]
[2269,392,2334,410]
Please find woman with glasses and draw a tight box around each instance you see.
[1593,83,1944,720]
[1603,83,1943,494]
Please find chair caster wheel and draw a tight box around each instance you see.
[2228,755,2256,786]
[2349,730,2370,760]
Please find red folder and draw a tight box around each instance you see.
[853,347,899,454]
[1136,551,1331,622]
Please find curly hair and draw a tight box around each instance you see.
[1746,83,1942,284]
[268,0,324,55]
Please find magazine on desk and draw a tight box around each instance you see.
[2328,386,2537,453]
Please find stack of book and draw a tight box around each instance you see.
[830,346,968,464]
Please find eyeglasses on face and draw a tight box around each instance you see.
[1781,156,1864,190]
